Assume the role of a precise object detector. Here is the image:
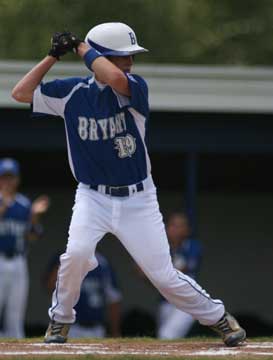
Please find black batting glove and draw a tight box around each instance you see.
[70,33,83,53]
[48,31,82,60]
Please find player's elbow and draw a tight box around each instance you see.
[11,86,33,103]
[108,70,130,96]
[108,70,125,86]
[11,88,23,102]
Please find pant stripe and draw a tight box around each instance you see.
[51,271,60,321]
[176,270,224,305]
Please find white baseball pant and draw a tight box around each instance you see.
[0,255,28,338]
[158,301,195,339]
[49,176,225,326]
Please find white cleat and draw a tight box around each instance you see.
[210,312,246,347]
[44,320,70,344]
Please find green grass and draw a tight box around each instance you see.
[2,336,272,343]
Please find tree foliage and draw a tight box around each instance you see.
[1,0,273,64]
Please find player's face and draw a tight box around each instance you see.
[167,216,191,243]
[108,55,134,73]
[0,174,19,194]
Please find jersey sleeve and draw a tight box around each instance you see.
[114,74,149,118]
[16,194,32,220]
[32,77,84,118]
[127,74,149,117]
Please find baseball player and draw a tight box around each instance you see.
[157,212,202,339]
[0,158,49,338]
[12,22,246,346]
[44,251,122,338]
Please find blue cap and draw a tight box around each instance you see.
[0,158,20,176]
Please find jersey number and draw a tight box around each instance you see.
[114,135,136,158]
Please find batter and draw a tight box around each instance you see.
[12,22,246,346]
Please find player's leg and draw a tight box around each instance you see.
[116,184,224,326]
[116,178,245,345]
[46,185,110,342]
[4,256,28,338]
[0,257,10,337]
[157,301,195,339]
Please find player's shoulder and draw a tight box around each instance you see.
[15,193,31,209]
[41,76,91,99]
[128,73,148,87]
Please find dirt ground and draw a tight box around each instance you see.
[0,340,273,358]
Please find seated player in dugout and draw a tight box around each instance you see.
[43,251,122,338]
[157,212,202,339]
[0,158,50,338]
[12,22,246,346]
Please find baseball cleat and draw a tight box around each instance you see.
[210,312,246,347]
[44,320,70,343]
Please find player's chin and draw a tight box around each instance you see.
[124,67,132,73]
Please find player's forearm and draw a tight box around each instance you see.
[12,56,57,103]
[77,43,130,96]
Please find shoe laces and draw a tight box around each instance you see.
[214,315,232,334]
[51,322,65,335]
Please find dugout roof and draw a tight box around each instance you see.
[1,60,273,113]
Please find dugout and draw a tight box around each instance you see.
[1,61,273,336]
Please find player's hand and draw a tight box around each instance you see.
[48,31,82,60]
[69,33,84,53]
[31,195,50,215]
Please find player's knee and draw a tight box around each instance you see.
[66,226,95,260]
[149,268,177,291]
[63,249,87,263]
[63,243,94,264]
[60,251,98,276]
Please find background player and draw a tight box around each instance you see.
[44,251,122,338]
[157,212,202,339]
[12,23,246,346]
[0,158,50,338]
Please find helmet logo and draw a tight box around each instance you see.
[128,32,136,45]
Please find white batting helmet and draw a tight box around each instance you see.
[85,22,148,56]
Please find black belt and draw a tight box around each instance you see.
[90,181,144,197]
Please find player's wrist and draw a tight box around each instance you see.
[77,42,90,56]
[46,55,58,61]
[83,48,103,71]
[47,51,61,61]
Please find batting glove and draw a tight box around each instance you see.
[48,31,82,60]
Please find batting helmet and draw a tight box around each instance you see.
[85,22,148,56]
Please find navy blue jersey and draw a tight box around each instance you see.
[0,193,32,255]
[32,74,151,186]
[75,253,122,326]
[171,239,202,279]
